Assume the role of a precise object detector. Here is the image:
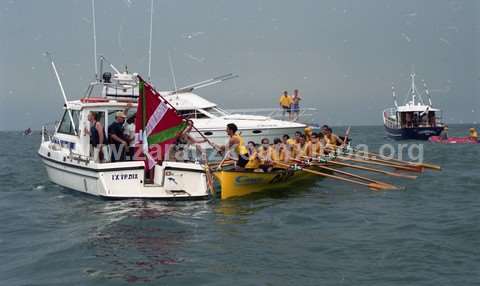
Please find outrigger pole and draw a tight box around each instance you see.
[45,52,78,136]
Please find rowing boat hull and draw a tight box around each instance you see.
[214,169,314,199]
[429,136,479,144]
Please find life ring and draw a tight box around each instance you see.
[80,97,109,103]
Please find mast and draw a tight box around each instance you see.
[410,73,416,105]
[423,80,432,106]
[392,84,398,108]
[147,0,154,82]
[91,0,98,80]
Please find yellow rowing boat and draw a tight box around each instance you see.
[213,168,315,199]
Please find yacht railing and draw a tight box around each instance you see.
[225,107,318,124]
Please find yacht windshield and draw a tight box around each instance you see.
[202,107,227,117]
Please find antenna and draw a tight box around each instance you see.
[168,52,178,91]
[423,80,432,106]
[147,0,154,82]
[45,52,78,136]
[392,83,398,108]
[91,0,98,80]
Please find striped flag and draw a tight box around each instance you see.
[135,77,187,169]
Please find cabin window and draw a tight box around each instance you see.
[57,110,80,135]
[202,107,226,117]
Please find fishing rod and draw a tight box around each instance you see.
[45,52,78,136]
[171,73,238,94]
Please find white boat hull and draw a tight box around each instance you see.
[38,143,210,199]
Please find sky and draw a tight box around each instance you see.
[0,0,479,130]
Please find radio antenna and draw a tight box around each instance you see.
[91,0,98,80]
[168,52,178,91]
[147,0,154,82]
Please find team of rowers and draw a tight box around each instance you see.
[215,123,346,171]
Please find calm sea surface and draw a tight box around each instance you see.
[1,125,479,285]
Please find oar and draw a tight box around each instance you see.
[216,151,231,171]
[362,156,425,173]
[336,155,423,173]
[324,160,417,179]
[274,162,397,191]
[352,149,441,171]
[313,164,401,190]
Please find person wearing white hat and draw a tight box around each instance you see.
[108,111,128,162]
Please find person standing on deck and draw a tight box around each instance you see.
[439,125,449,141]
[84,111,105,163]
[279,91,293,120]
[291,89,302,121]
[108,111,128,162]
[215,123,250,170]
[469,128,478,141]
[124,114,136,160]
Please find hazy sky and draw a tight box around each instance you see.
[0,0,479,130]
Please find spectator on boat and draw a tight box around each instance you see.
[84,111,105,163]
[108,111,128,162]
[124,114,136,160]
[291,89,302,121]
[469,128,478,141]
[257,138,274,172]
[321,125,343,151]
[245,141,261,170]
[279,91,293,120]
[215,123,249,170]
[169,121,207,162]
[439,126,448,141]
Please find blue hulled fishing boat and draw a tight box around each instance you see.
[383,73,445,140]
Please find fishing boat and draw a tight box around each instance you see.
[214,167,314,199]
[38,63,212,199]
[429,136,479,144]
[383,73,445,140]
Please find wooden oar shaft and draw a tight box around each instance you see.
[314,164,385,185]
[336,156,422,172]
[275,161,386,191]
[327,160,417,179]
[353,149,441,171]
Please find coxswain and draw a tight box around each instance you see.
[216,123,249,170]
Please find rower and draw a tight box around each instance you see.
[293,134,309,159]
[321,125,343,151]
[216,123,249,170]
[245,141,261,170]
[304,127,313,141]
[469,127,478,141]
[271,138,286,162]
[257,138,274,172]
[308,132,324,158]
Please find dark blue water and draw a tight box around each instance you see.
[1,125,479,285]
